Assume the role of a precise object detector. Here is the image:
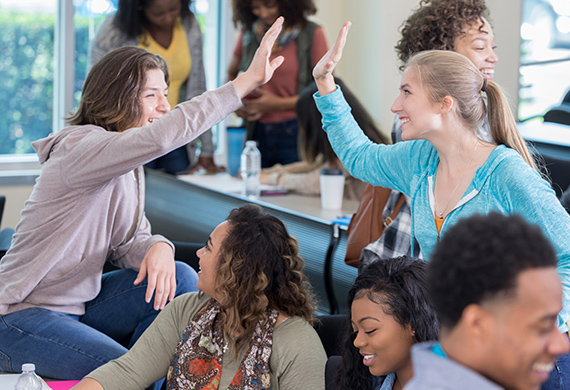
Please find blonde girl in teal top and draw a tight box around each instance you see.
[312,23,570,337]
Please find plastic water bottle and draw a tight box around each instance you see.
[240,140,261,199]
[14,363,43,390]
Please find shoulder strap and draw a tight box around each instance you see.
[295,21,318,93]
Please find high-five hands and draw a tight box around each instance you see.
[232,17,285,98]
[312,21,351,96]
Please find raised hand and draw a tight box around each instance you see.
[232,17,285,98]
[312,21,351,96]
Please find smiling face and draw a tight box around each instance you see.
[479,268,569,390]
[454,18,498,80]
[143,0,182,30]
[251,0,279,27]
[136,68,170,128]
[351,295,415,378]
[390,67,444,141]
[195,221,230,300]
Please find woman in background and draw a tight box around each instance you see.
[73,205,327,390]
[90,0,224,174]
[227,0,328,167]
[261,79,389,200]
[330,257,438,390]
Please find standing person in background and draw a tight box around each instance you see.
[360,0,499,266]
[90,0,224,174]
[227,0,328,167]
[260,79,389,200]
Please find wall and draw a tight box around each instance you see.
[311,0,522,135]
[0,184,32,229]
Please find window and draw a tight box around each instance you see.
[519,0,570,121]
[0,0,223,166]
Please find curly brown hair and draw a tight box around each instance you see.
[231,0,317,29]
[395,0,490,70]
[215,204,316,358]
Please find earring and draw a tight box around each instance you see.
[412,330,416,336]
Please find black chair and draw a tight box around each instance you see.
[543,89,570,126]
[314,314,348,358]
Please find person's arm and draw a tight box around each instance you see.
[272,318,327,390]
[499,158,570,332]
[75,294,209,390]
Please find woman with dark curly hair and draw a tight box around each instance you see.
[329,257,438,390]
[73,204,327,390]
[90,0,225,174]
[227,0,328,168]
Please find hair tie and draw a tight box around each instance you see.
[481,78,488,93]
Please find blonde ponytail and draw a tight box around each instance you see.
[484,80,537,170]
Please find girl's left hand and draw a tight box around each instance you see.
[134,241,177,310]
[313,21,351,96]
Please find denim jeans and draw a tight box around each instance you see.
[0,261,198,381]
[253,118,300,168]
[145,146,190,175]
[542,335,570,390]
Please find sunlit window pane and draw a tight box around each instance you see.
[0,0,56,155]
[519,0,570,121]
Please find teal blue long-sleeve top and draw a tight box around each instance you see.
[314,86,570,332]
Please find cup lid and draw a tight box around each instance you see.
[320,168,344,176]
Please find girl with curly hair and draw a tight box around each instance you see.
[74,204,327,390]
[329,257,438,390]
[227,0,328,168]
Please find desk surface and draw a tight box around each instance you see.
[518,121,570,147]
[177,172,359,224]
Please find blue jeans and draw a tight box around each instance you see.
[0,261,198,381]
[253,118,300,168]
[542,336,570,390]
[145,146,190,175]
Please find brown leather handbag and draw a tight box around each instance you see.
[344,184,405,267]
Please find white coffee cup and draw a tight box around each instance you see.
[320,168,345,210]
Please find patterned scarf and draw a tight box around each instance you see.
[167,299,278,390]
[253,19,301,54]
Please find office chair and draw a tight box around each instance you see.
[543,89,570,126]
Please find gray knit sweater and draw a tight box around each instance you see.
[0,83,241,316]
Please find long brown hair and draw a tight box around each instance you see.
[68,46,169,132]
[407,50,536,170]
[296,79,389,165]
[215,204,316,356]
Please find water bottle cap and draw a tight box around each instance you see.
[245,140,257,147]
[320,168,344,176]
[22,363,35,371]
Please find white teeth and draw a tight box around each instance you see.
[364,354,374,360]
[401,119,410,124]
[481,69,494,75]
[533,362,554,373]
[149,118,154,123]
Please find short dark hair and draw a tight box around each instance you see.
[68,46,169,132]
[395,0,489,70]
[338,256,439,389]
[428,212,558,329]
[115,0,194,40]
